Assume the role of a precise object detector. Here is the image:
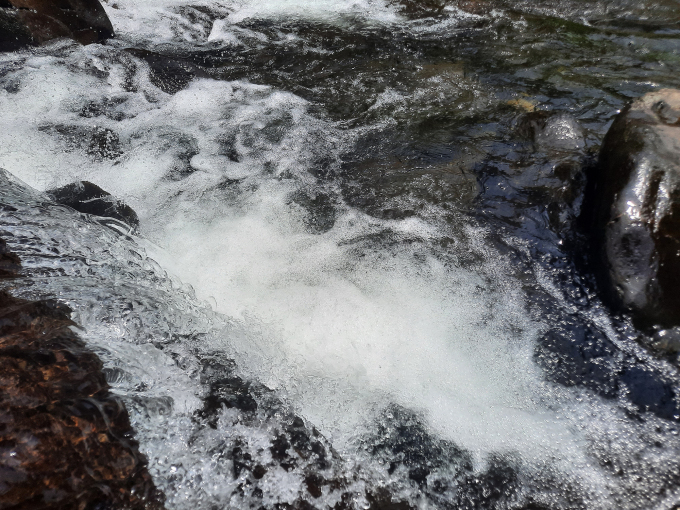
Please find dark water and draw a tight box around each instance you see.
[1,1,680,509]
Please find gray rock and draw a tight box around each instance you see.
[588,89,680,328]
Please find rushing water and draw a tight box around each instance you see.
[1,1,680,509]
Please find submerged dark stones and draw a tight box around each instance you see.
[587,89,680,330]
[128,49,211,95]
[0,0,113,50]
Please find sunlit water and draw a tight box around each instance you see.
[1,1,680,509]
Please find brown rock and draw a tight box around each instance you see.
[0,0,113,50]
[588,89,680,328]
[0,242,164,510]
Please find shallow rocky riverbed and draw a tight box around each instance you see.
[1,1,680,509]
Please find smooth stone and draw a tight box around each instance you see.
[587,89,680,329]
[47,181,139,230]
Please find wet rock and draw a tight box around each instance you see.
[620,365,679,421]
[587,89,680,329]
[192,356,419,510]
[0,8,33,51]
[366,406,473,502]
[128,49,211,95]
[390,0,448,17]
[0,242,164,510]
[534,320,619,399]
[452,456,519,510]
[291,189,337,234]
[518,111,585,153]
[479,111,589,237]
[0,237,20,277]
[47,180,139,230]
[341,156,480,220]
[0,0,114,49]
[649,327,680,354]
[388,0,491,18]
[38,123,123,160]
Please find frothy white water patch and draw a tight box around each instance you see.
[1,42,679,509]
[100,0,400,47]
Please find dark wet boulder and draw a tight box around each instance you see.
[127,49,211,95]
[389,0,491,17]
[510,111,588,235]
[0,237,20,277]
[0,0,113,50]
[587,89,680,329]
[0,243,164,510]
[47,180,139,230]
[518,111,585,153]
[0,7,33,50]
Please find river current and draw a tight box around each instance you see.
[1,1,680,509]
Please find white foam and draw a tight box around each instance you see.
[0,45,572,472]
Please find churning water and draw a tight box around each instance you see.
[1,1,680,509]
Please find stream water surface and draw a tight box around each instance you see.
[1,1,680,509]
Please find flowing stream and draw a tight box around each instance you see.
[1,1,680,509]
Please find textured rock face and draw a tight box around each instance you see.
[589,89,680,328]
[0,0,113,50]
[0,243,163,510]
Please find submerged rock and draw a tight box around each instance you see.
[47,180,139,230]
[38,124,123,161]
[341,155,480,220]
[587,89,680,329]
[0,242,164,510]
[127,49,211,95]
[0,0,113,50]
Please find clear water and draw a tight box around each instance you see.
[1,1,680,509]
